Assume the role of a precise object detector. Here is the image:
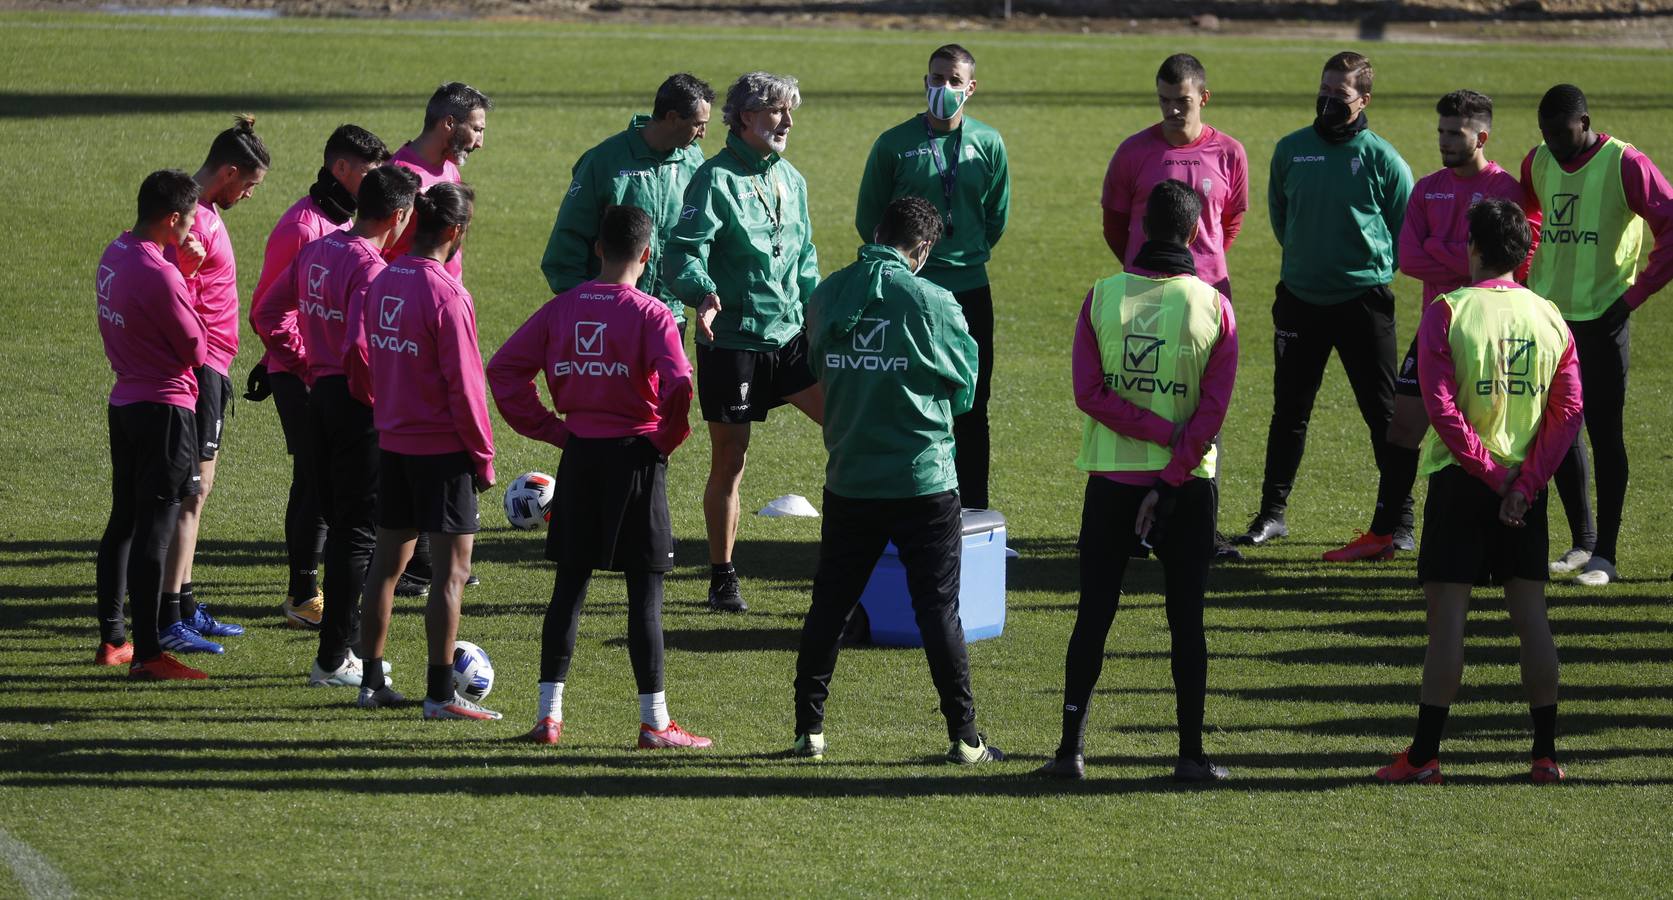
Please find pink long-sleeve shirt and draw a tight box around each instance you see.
[165,200,239,376]
[361,256,494,483]
[1101,124,1249,293]
[251,194,351,376]
[98,233,208,409]
[487,281,693,457]
[387,144,465,281]
[1416,279,1584,500]
[252,233,386,384]
[1519,134,1673,309]
[1071,264,1239,488]
[1398,162,1537,305]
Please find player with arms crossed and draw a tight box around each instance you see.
[664,71,823,614]
[1376,199,1582,785]
[94,170,210,679]
[792,196,1002,764]
[1041,180,1237,782]
[491,205,712,749]
[1520,84,1673,585]
[352,183,498,719]
[249,124,391,629]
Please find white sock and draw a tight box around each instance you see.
[538,681,565,722]
[639,691,669,730]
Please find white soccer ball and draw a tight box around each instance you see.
[452,640,495,703]
[503,471,555,530]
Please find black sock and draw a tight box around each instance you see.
[427,663,454,703]
[1531,704,1558,761]
[363,656,386,692]
[179,582,199,620]
[710,563,736,591]
[1410,703,1449,766]
[290,569,319,602]
[1059,700,1089,757]
[956,724,981,747]
[159,591,182,627]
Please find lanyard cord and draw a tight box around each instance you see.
[727,146,785,256]
[922,114,961,235]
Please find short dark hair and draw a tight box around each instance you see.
[1323,50,1374,95]
[136,169,200,224]
[423,82,494,133]
[597,205,654,264]
[357,166,420,222]
[204,114,271,172]
[412,181,475,248]
[875,196,943,249]
[1468,197,1532,275]
[1143,180,1203,246]
[653,73,715,121]
[930,44,975,70]
[1156,53,1207,89]
[1538,83,1588,123]
[1436,89,1493,129]
[324,124,391,166]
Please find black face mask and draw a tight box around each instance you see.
[1313,95,1368,143]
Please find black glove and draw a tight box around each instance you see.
[243,363,272,402]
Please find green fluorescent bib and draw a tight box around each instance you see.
[1528,137,1645,322]
[1076,273,1222,478]
[1419,285,1571,476]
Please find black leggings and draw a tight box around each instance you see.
[539,567,664,693]
[270,371,327,596]
[95,403,194,659]
[1060,477,1215,759]
[1553,312,1629,561]
[951,285,994,510]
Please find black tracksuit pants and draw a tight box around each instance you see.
[794,489,979,743]
[96,402,195,659]
[309,376,378,669]
[1553,309,1630,561]
[951,285,994,511]
[270,370,327,599]
[1258,282,1416,534]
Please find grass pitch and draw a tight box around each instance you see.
[2,12,1672,896]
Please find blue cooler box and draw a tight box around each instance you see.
[857,509,1007,647]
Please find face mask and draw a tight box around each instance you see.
[1315,95,1354,128]
[911,242,930,275]
[927,84,968,120]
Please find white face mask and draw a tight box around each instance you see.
[911,242,930,275]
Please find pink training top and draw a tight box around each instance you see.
[388,143,464,280]
[1417,279,1583,501]
[487,281,694,456]
[97,233,207,409]
[252,233,387,384]
[1071,264,1239,488]
[360,255,494,482]
[1102,124,1249,292]
[165,200,239,376]
[251,194,351,376]
[1519,134,1673,309]
[1399,162,1538,305]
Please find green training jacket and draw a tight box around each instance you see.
[807,243,978,499]
[854,113,1010,294]
[540,115,705,321]
[1268,123,1413,305]
[664,131,820,351]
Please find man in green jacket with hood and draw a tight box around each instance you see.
[664,71,824,614]
[540,73,713,330]
[789,196,1003,765]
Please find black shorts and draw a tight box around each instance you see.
[546,435,674,572]
[109,401,201,502]
[194,365,232,460]
[1394,335,1421,398]
[1417,466,1548,585]
[376,450,480,534]
[696,332,817,424]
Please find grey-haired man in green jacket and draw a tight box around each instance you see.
[789,196,1002,765]
[664,71,824,614]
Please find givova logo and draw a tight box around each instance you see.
[96,265,116,303]
[1122,334,1165,374]
[1476,337,1545,396]
[828,318,907,371]
[575,321,606,357]
[1542,192,1599,246]
[1107,332,1185,395]
[307,264,329,300]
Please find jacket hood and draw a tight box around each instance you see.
[822,244,910,339]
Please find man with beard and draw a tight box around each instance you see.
[665,71,822,614]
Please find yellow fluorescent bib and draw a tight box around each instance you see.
[1528,137,1645,322]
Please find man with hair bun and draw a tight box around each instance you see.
[791,195,1000,764]
[542,74,713,332]
[158,114,271,654]
[1520,83,1673,585]
[665,71,823,614]
[249,123,391,629]
[1376,198,1582,785]
[855,43,1010,511]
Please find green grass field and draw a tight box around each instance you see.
[2,11,1672,896]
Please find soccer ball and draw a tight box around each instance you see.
[503,471,555,530]
[452,640,495,702]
